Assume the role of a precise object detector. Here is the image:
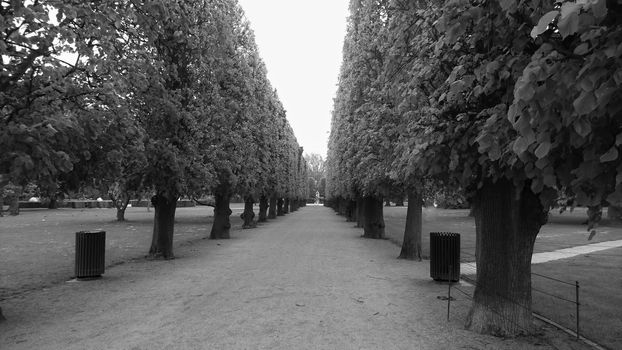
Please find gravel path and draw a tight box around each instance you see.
[0,206,587,349]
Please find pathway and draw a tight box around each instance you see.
[461,239,622,275]
[0,206,586,349]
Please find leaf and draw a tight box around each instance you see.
[558,11,579,38]
[543,173,557,188]
[573,43,589,55]
[573,118,592,138]
[590,0,608,19]
[560,3,581,20]
[531,11,558,39]
[515,81,535,101]
[600,147,618,163]
[573,91,597,116]
[512,136,531,155]
[535,141,552,159]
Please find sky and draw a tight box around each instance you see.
[236,0,350,158]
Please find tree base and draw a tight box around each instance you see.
[466,301,535,337]
[147,251,175,260]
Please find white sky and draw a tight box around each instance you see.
[237,0,349,158]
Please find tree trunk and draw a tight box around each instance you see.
[210,189,232,239]
[8,195,19,215]
[385,199,391,207]
[268,195,278,219]
[116,207,127,221]
[363,196,385,239]
[277,198,285,216]
[398,190,422,260]
[283,198,290,214]
[114,196,131,222]
[290,199,296,212]
[48,197,59,209]
[242,197,256,229]
[148,192,177,259]
[356,196,365,228]
[466,179,547,337]
[338,198,348,216]
[346,200,356,222]
[258,195,269,222]
[606,205,621,222]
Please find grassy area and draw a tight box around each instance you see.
[531,248,622,350]
[0,205,245,299]
[382,205,622,350]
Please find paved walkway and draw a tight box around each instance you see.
[0,206,585,349]
[461,239,622,275]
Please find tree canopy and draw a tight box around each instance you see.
[327,0,621,337]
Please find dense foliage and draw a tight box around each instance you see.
[0,0,307,249]
[328,0,621,337]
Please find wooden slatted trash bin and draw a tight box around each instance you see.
[75,230,106,279]
[430,232,460,282]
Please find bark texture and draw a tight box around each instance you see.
[283,198,290,214]
[210,189,232,239]
[258,195,269,222]
[268,196,277,219]
[466,179,547,337]
[148,192,177,259]
[241,197,256,229]
[356,196,365,228]
[289,199,297,212]
[48,197,59,209]
[113,196,130,222]
[8,195,19,216]
[338,198,348,216]
[346,200,357,222]
[116,208,126,222]
[363,196,385,239]
[398,191,422,260]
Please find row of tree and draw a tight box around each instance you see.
[327,0,620,337]
[1,0,309,258]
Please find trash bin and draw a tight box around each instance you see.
[430,232,460,282]
[75,230,106,279]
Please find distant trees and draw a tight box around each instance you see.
[0,0,307,257]
[305,153,326,199]
[328,0,621,337]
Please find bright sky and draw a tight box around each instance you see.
[237,0,349,158]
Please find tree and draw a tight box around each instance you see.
[305,153,326,183]
[0,0,131,209]
[328,0,622,336]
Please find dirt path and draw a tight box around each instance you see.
[0,206,587,349]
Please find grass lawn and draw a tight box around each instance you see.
[531,248,622,350]
[382,205,622,350]
[0,205,245,299]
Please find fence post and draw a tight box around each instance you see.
[575,281,580,340]
[447,265,452,321]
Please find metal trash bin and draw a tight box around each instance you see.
[75,230,106,279]
[430,232,460,282]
